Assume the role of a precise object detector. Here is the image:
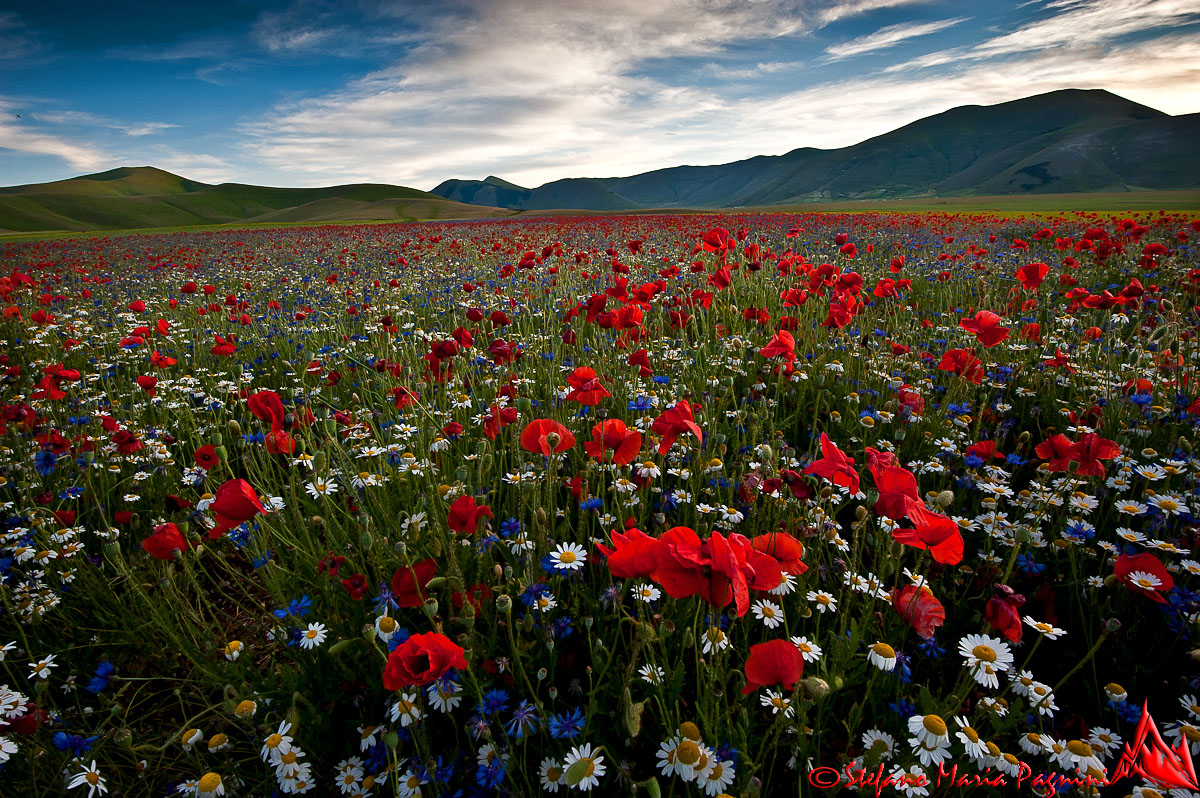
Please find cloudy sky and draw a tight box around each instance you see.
[2,0,1198,190]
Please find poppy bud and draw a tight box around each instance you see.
[226,420,241,437]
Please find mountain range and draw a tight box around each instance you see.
[431,89,1200,210]
[1,88,1197,233]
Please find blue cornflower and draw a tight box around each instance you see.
[652,375,670,385]
[499,518,521,538]
[386,628,412,652]
[963,454,984,469]
[581,497,603,511]
[714,742,740,766]
[1016,554,1046,576]
[477,758,507,789]
[889,698,917,718]
[627,396,653,412]
[917,638,945,658]
[273,594,313,619]
[548,707,585,739]
[479,688,510,715]
[252,550,274,568]
[1005,453,1026,467]
[86,661,115,693]
[549,616,574,640]
[34,451,57,476]
[374,584,399,613]
[364,741,390,774]
[52,731,98,757]
[504,700,539,739]
[520,583,551,608]
[59,486,85,500]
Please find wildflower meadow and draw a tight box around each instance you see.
[1,210,1199,797]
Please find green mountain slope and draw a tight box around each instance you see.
[430,89,1199,210]
[0,167,512,233]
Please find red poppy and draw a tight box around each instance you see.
[135,375,158,396]
[937,348,985,384]
[804,433,859,495]
[447,495,493,535]
[596,527,660,579]
[1114,552,1174,603]
[892,584,945,639]
[482,405,518,440]
[627,348,653,377]
[193,444,220,470]
[650,400,703,455]
[151,350,177,368]
[741,639,804,694]
[985,588,1025,643]
[391,558,437,608]
[519,418,575,455]
[583,419,642,466]
[959,310,1009,348]
[1016,262,1049,290]
[866,451,919,520]
[112,429,144,455]
[759,329,796,367]
[142,522,189,560]
[383,632,468,689]
[337,573,367,600]
[749,532,807,576]
[208,478,265,539]
[891,497,963,565]
[565,367,610,405]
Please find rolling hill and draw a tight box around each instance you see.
[0,167,514,233]
[431,89,1200,210]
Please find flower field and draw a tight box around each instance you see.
[1,209,1199,797]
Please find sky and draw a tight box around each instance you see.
[1,0,1198,191]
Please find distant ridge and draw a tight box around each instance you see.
[431,89,1200,210]
[0,167,513,233]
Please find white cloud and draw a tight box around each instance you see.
[814,0,930,25]
[0,101,111,172]
[825,17,967,59]
[0,11,41,60]
[31,110,179,137]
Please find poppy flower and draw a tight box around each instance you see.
[583,419,642,466]
[596,527,660,579]
[741,639,804,694]
[1114,552,1174,603]
[341,573,369,601]
[627,348,653,377]
[650,400,703,455]
[750,532,807,576]
[759,329,796,367]
[866,454,919,520]
[193,444,220,470]
[520,418,576,455]
[804,433,859,495]
[447,495,493,535]
[391,558,437,608]
[892,584,945,639]
[135,375,158,396]
[151,350,177,368]
[383,632,468,689]
[482,405,518,440]
[959,310,1009,348]
[1016,262,1049,290]
[937,348,985,384]
[891,497,963,565]
[208,478,266,540]
[985,587,1025,643]
[565,367,610,405]
[142,522,189,560]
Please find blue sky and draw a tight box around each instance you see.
[2,0,1198,190]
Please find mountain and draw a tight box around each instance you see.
[431,89,1200,210]
[0,167,514,233]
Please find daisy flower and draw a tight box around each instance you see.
[548,542,587,572]
[390,692,423,727]
[638,664,665,685]
[28,654,57,679]
[631,583,660,603]
[955,717,987,759]
[299,623,327,649]
[862,729,896,760]
[806,590,837,613]
[426,675,463,713]
[701,627,729,654]
[1023,616,1067,640]
[958,634,1013,689]
[563,742,606,791]
[304,478,337,499]
[196,772,225,798]
[868,642,897,671]
[540,757,565,793]
[67,761,107,797]
[261,721,293,762]
[791,636,823,663]
[696,755,736,796]
[752,599,783,629]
